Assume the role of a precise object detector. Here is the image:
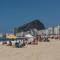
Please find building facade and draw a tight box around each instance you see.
[54,25,60,35]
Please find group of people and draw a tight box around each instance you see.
[1,34,50,48]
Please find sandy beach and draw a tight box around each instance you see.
[0,39,60,60]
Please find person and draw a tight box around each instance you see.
[9,41,12,46]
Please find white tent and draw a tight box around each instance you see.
[25,34,33,38]
[25,34,34,43]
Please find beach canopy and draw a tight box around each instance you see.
[25,34,34,43]
[6,34,16,39]
[25,34,33,38]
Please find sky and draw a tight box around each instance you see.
[0,0,60,33]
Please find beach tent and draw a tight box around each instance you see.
[25,34,34,44]
[25,34,33,38]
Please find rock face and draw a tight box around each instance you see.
[14,20,45,33]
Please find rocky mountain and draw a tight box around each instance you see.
[14,20,45,33]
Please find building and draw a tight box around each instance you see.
[54,25,60,35]
[38,27,54,36]
[47,27,54,35]
[0,33,3,37]
[16,29,38,37]
[16,32,24,37]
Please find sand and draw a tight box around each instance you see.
[0,39,60,60]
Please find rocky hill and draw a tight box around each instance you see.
[14,20,45,33]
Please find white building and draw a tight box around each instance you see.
[38,30,46,35]
[37,25,60,36]
[0,33,3,37]
[48,27,54,35]
[38,27,54,36]
[45,29,49,35]
[16,32,24,37]
[54,25,60,35]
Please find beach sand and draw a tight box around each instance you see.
[0,39,60,60]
